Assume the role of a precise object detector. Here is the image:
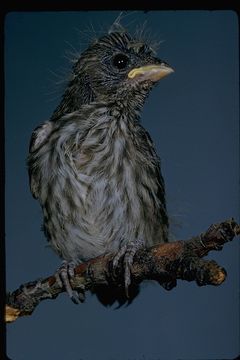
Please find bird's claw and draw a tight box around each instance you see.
[111,243,128,279]
[55,260,85,304]
[111,239,144,298]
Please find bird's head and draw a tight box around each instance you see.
[51,25,174,120]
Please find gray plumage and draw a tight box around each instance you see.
[27,27,173,304]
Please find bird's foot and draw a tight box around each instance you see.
[112,239,144,298]
[55,260,85,304]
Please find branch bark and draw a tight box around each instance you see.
[6,218,240,323]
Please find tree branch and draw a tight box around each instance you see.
[6,218,240,323]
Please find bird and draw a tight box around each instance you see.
[27,19,174,306]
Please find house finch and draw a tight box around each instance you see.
[28,22,173,305]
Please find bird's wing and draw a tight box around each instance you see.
[143,128,169,241]
[28,121,53,199]
[155,160,169,240]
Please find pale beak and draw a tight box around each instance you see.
[128,63,174,82]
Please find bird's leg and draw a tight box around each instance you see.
[55,260,85,304]
[112,238,144,298]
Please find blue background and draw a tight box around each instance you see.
[5,10,239,360]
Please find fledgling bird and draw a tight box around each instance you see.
[27,21,173,305]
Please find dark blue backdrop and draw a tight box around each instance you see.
[5,10,239,360]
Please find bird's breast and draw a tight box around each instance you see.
[74,116,159,219]
[35,113,164,260]
[75,118,127,172]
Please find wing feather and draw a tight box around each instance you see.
[28,121,53,199]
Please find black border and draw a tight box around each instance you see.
[1,2,239,360]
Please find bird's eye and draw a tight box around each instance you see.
[112,54,129,69]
